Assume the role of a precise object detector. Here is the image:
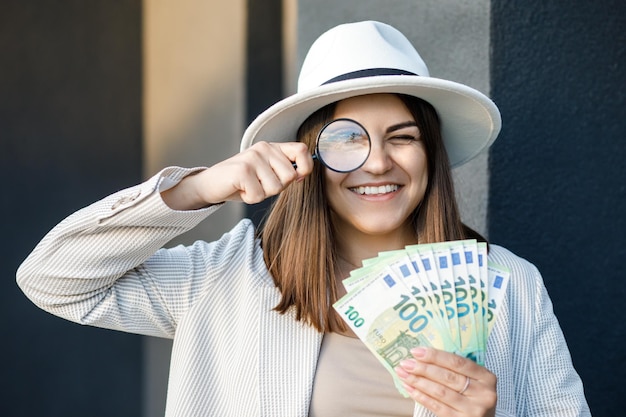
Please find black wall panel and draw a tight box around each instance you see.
[1,1,143,416]
[490,1,625,415]
[244,0,283,225]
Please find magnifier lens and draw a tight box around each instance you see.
[316,119,371,173]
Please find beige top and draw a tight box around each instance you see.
[309,332,414,417]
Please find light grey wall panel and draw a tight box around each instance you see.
[294,0,493,235]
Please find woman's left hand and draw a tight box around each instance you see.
[395,347,497,417]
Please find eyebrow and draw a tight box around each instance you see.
[385,121,418,134]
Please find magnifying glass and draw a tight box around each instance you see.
[294,118,371,173]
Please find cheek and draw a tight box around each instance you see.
[322,170,345,206]
[417,155,429,186]
[398,146,429,182]
[323,169,345,188]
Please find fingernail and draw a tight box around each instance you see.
[399,359,416,371]
[402,382,416,394]
[411,347,427,358]
[395,366,409,378]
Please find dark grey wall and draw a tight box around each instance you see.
[4,0,623,415]
[244,0,283,225]
[490,1,625,415]
[1,1,143,416]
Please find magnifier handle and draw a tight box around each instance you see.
[292,154,317,169]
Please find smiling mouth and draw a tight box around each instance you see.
[350,184,400,195]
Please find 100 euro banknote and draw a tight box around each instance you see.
[333,239,510,396]
[333,263,459,397]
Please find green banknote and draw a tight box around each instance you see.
[477,243,490,336]
[449,241,483,364]
[412,244,461,350]
[486,262,510,334]
[334,264,458,397]
[342,250,405,292]
[335,240,510,396]
[384,251,457,351]
[462,240,488,352]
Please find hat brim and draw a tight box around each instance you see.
[240,75,501,168]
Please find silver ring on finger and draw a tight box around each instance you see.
[458,376,471,395]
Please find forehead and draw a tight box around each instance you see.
[333,93,414,122]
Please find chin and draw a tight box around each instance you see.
[354,220,412,238]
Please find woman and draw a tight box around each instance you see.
[17,21,590,417]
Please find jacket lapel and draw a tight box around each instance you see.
[412,404,435,417]
[258,286,323,417]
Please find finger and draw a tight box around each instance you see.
[247,142,311,185]
[218,160,268,204]
[396,367,496,417]
[263,143,303,186]
[199,141,312,205]
[401,377,496,417]
[400,379,462,417]
[410,347,491,382]
[275,141,314,178]
[395,355,469,397]
[238,158,286,203]
[237,142,308,202]
[201,146,282,204]
[398,347,497,396]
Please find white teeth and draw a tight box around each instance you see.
[352,184,399,195]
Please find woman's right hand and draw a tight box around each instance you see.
[161,141,314,210]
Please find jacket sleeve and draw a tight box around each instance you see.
[522,267,592,416]
[486,246,591,417]
[16,166,228,339]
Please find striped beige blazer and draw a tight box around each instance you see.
[17,167,591,417]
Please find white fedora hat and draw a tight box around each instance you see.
[240,20,501,168]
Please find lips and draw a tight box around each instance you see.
[350,184,400,195]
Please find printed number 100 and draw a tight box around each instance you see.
[344,306,365,327]
[393,294,428,332]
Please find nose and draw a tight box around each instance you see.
[360,139,393,174]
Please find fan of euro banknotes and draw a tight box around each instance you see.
[333,239,510,397]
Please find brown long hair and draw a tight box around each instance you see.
[258,94,485,332]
